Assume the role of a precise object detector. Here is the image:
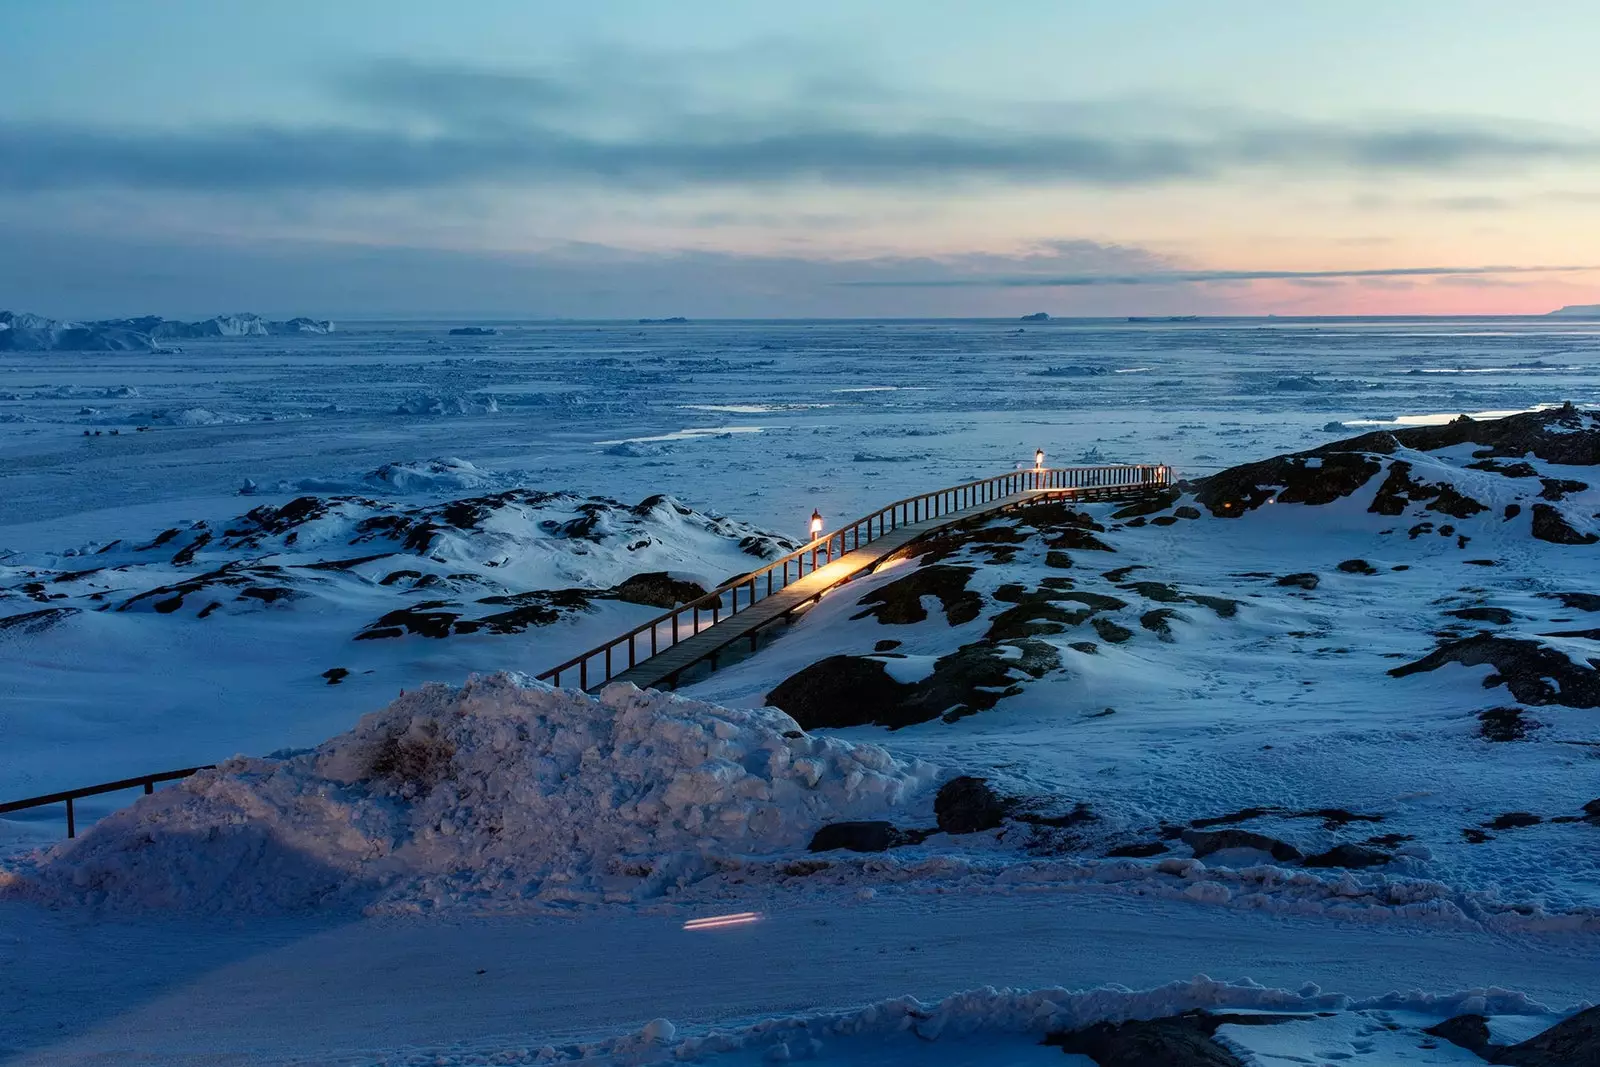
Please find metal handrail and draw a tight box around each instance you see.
[533,464,1170,690]
[0,765,214,838]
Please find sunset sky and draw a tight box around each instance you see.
[4,0,1600,317]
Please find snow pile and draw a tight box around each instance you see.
[2,674,935,912]
[364,457,498,493]
[385,977,1567,1065]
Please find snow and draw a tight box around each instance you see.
[1,675,935,912]
[5,317,1600,1062]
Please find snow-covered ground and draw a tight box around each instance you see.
[3,318,1600,1064]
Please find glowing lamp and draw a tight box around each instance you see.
[810,509,824,538]
[1034,448,1045,470]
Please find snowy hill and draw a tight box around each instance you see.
[1547,303,1600,317]
[0,479,798,800]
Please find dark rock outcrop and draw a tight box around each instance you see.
[1495,1004,1600,1066]
[807,821,921,853]
[1479,706,1539,742]
[607,572,708,609]
[1301,843,1391,868]
[1531,503,1598,545]
[853,564,981,625]
[934,776,1011,834]
[1046,1010,1303,1066]
[1195,452,1382,517]
[1180,828,1303,863]
[1390,635,1600,707]
[765,640,1060,730]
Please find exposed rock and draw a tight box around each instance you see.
[1540,591,1600,612]
[1479,706,1540,742]
[1180,828,1303,863]
[1466,459,1538,478]
[1486,811,1541,830]
[1195,451,1383,518]
[934,776,1011,834]
[1531,503,1599,545]
[1539,477,1589,501]
[807,821,920,853]
[1107,841,1169,858]
[0,606,80,634]
[764,656,910,730]
[607,572,708,609]
[1275,572,1319,590]
[1301,843,1391,868]
[1494,1003,1600,1066]
[1425,1015,1496,1059]
[1047,1010,1277,1066]
[1447,606,1515,625]
[1140,607,1185,640]
[765,640,1060,730]
[1337,559,1378,575]
[1092,617,1134,643]
[1189,595,1239,619]
[1111,488,1182,519]
[1195,407,1600,519]
[853,564,982,626]
[1390,635,1600,707]
[321,668,349,685]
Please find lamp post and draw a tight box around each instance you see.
[810,509,823,568]
[1034,448,1045,488]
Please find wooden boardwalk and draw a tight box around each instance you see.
[604,484,1146,692]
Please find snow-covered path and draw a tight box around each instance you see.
[4,889,1594,1065]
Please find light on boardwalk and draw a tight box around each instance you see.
[809,509,823,537]
[1034,448,1045,470]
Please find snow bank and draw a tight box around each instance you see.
[716,852,1600,935]
[379,977,1568,1065]
[1,674,935,912]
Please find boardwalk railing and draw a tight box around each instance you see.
[1,463,1169,837]
[534,464,1170,691]
[0,765,214,838]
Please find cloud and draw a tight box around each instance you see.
[1,53,1598,194]
[842,264,1599,288]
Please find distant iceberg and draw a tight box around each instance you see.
[0,310,334,352]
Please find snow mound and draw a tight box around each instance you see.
[2,674,935,912]
[364,457,498,493]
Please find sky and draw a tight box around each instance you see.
[3,0,1600,318]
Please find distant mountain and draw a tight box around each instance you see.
[1546,304,1600,317]
[0,311,334,351]
[1019,312,1050,321]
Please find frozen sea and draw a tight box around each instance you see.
[4,316,1598,547]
